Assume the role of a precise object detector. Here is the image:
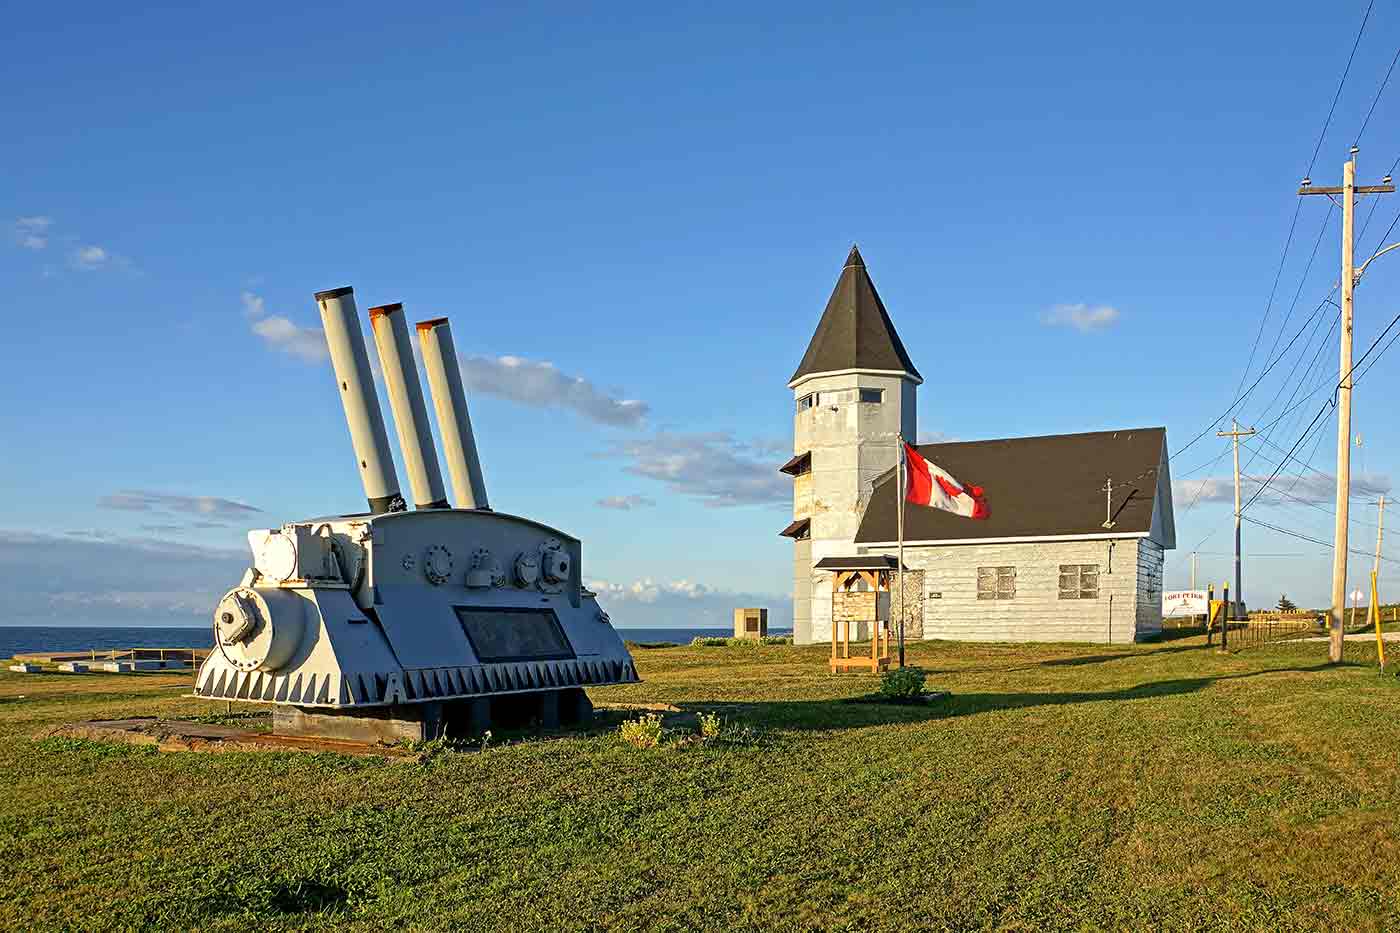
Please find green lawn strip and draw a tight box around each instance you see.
[1,637,1398,930]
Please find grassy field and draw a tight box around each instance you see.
[3,635,1399,931]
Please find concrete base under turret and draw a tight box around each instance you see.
[272,688,594,744]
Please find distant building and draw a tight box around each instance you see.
[733,608,768,639]
[780,247,1175,645]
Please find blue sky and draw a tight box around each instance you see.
[3,1,1399,627]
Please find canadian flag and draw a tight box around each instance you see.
[903,441,989,520]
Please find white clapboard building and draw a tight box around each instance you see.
[780,247,1176,645]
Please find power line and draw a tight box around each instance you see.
[1240,468,1385,533]
[1239,403,1334,515]
[1306,0,1375,176]
[1170,6,1382,469]
[1354,44,1400,147]
[1171,291,1339,464]
[1243,515,1400,565]
[1233,202,1307,410]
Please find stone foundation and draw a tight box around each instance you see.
[272,688,594,743]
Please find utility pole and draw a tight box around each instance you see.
[1299,148,1394,663]
[1375,495,1386,579]
[1375,495,1387,671]
[1217,419,1256,620]
[1191,551,1198,591]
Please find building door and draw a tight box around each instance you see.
[894,569,925,640]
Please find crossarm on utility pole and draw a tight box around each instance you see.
[1299,150,1393,663]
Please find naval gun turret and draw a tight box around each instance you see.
[193,287,639,742]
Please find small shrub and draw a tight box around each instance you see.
[697,711,722,740]
[618,713,664,749]
[688,712,765,748]
[879,666,928,700]
[689,635,795,648]
[715,720,765,746]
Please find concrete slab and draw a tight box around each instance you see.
[39,719,420,762]
[100,662,135,673]
[57,662,90,673]
[8,663,41,673]
[274,704,439,744]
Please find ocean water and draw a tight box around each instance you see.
[0,625,791,659]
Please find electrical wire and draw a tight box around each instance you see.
[1170,4,1380,468]
[1355,44,1400,147]
[1307,0,1375,176]
[1237,305,1400,518]
[1243,515,1399,565]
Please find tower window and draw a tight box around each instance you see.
[858,388,884,404]
[797,394,817,412]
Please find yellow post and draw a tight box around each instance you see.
[1372,570,1386,671]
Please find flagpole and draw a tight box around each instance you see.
[897,434,906,669]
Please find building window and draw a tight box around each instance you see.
[858,388,884,403]
[977,566,1015,600]
[1059,564,1100,600]
[797,394,816,413]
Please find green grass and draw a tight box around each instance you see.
[3,636,1400,930]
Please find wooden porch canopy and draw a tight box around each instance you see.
[815,555,901,673]
[778,451,811,476]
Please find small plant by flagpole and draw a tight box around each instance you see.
[897,434,906,669]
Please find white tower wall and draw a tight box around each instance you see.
[791,372,915,644]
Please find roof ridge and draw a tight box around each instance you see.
[916,426,1166,448]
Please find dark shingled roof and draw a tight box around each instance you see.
[814,555,906,571]
[789,246,922,386]
[854,427,1170,543]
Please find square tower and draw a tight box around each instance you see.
[781,247,919,645]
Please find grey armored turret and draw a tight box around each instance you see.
[193,287,639,742]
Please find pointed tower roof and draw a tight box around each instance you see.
[788,246,922,387]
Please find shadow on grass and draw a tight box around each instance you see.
[916,642,1207,677]
[681,664,1332,733]
[1038,644,1201,668]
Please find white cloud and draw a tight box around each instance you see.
[252,314,329,361]
[240,290,266,317]
[240,290,328,361]
[1175,472,1391,506]
[599,431,789,507]
[0,529,247,626]
[71,244,110,270]
[597,494,656,510]
[586,576,793,632]
[14,216,52,250]
[237,295,638,425]
[12,217,126,271]
[587,578,715,603]
[461,354,648,428]
[1042,303,1121,332]
[97,489,262,521]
